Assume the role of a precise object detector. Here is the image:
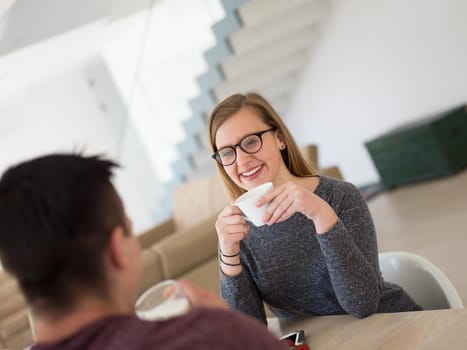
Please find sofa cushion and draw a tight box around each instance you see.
[0,276,26,321]
[0,308,32,350]
[150,215,218,279]
[180,258,220,295]
[138,249,164,296]
[138,218,176,250]
[173,175,229,231]
[0,272,32,348]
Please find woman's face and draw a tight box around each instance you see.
[215,107,288,190]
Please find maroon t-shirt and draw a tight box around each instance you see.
[31,308,287,350]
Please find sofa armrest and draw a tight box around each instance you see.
[138,217,176,249]
[150,214,218,279]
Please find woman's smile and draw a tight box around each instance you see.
[240,164,262,178]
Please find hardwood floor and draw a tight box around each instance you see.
[368,168,467,306]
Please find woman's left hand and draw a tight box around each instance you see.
[256,181,315,225]
[256,181,338,233]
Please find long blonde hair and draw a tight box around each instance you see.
[208,92,317,200]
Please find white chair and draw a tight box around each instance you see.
[378,251,464,310]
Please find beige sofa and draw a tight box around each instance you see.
[0,144,343,349]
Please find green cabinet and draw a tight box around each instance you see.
[365,105,467,188]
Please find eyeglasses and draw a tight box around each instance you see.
[212,128,277,166]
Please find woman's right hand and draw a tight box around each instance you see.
[215,205,249,273]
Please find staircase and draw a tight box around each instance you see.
[163,0,329,211]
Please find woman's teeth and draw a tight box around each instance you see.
[242,165,261,177]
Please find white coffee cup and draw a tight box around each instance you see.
[135,280,190,321]
[234,182,273,226]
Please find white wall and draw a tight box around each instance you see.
[0,69,115,171]
[0,68,155,233]
[286,0,467,186]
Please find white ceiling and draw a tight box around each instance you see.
[0,0,159,104]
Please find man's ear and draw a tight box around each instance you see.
[108,226,128,269]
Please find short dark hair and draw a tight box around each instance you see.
[0,153,125,314]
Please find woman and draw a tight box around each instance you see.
[208,92,421,324]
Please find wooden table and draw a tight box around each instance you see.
[271,309,467,349]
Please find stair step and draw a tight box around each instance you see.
[238,0,319,27]
[176,134,201,155]
[229,1,327,55]
[197,130,212,150]
[189,91,216,115]
[221,26,318,80]
[171,156,194,177]
[182,113,208,136]
[211,10,242,40]
[196,66,224,92]
[191,147,214,170]
[256,73,300,102]
[213,50,310,100]
[220,0,249,13]
[204,39,232,67]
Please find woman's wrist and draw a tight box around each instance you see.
[307,197,338,234]
[219,254,241,266]
[218,247,242,275]
[219,248,240,258]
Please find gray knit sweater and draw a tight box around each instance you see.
[220,176,421,324]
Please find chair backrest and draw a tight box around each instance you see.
[379,251,464,310]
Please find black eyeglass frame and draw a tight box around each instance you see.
[211,128,277,166]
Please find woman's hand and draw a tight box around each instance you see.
[256,181,338,234]
[215,205,249,274]
[215,205,249,255]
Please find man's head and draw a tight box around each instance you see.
[0,153,141,316]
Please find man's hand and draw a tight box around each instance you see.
[177,279,228,310]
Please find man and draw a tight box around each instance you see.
[0,154,285,350]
